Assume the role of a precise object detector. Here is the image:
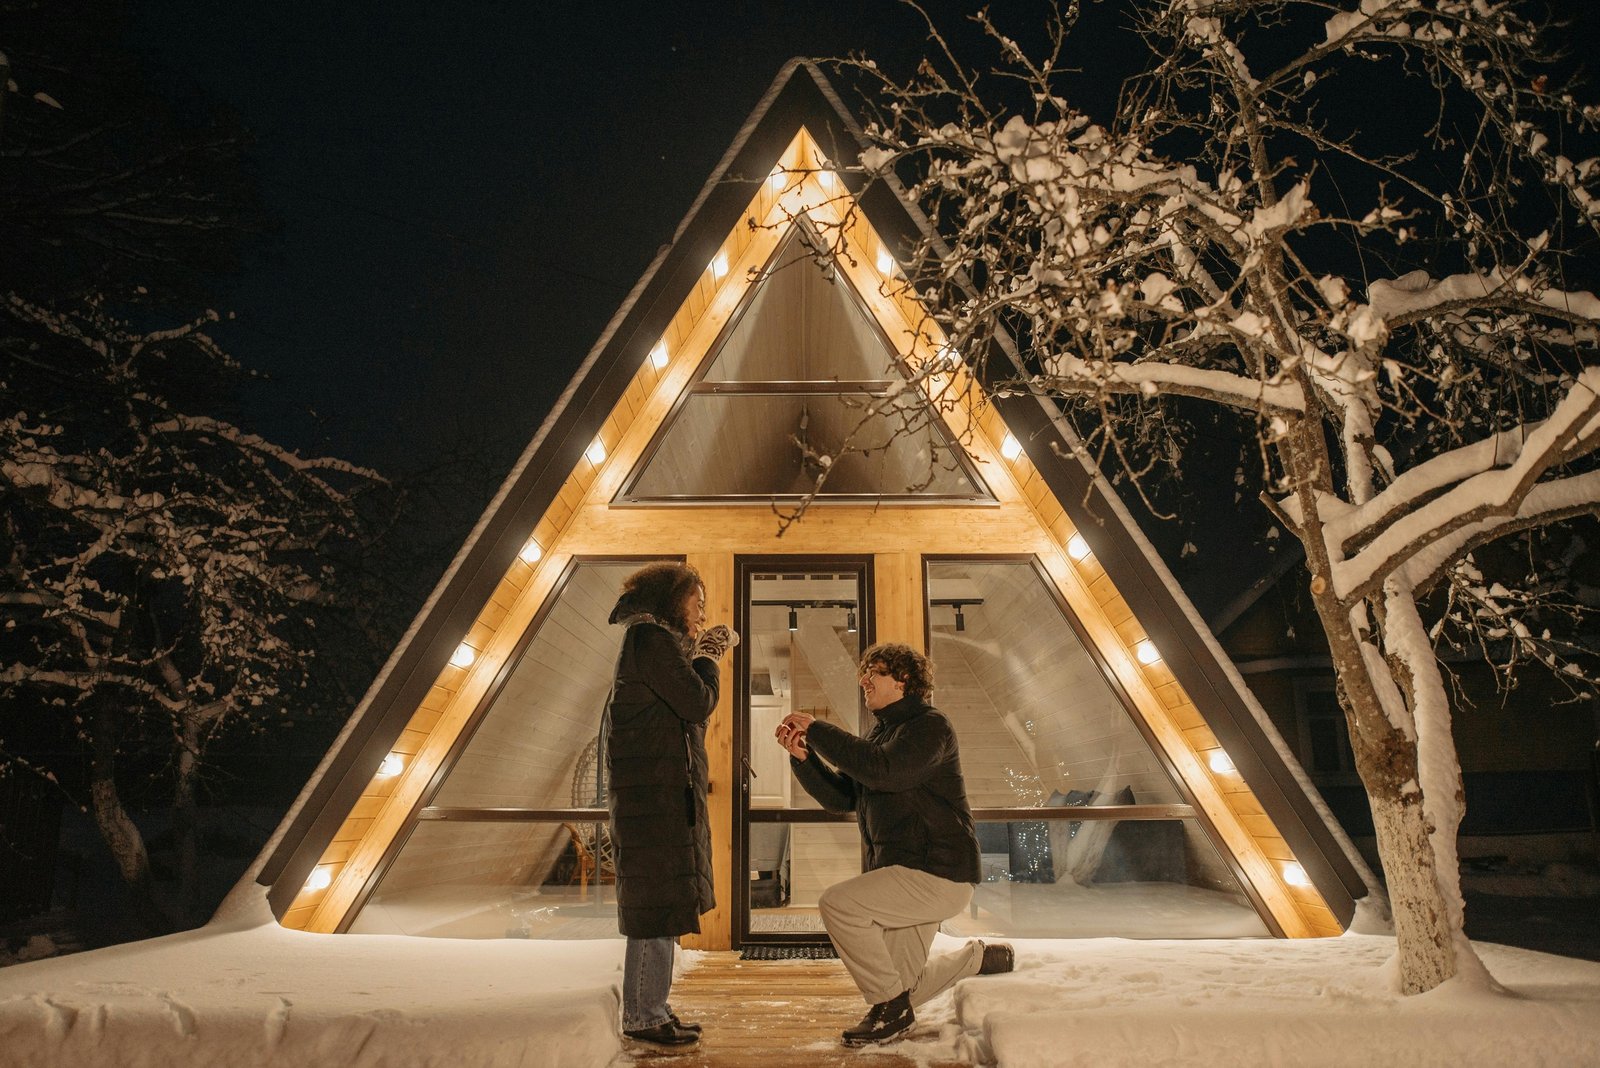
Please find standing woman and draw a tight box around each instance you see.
[603,561,736,1047]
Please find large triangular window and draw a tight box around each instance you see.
[620,219,992,501]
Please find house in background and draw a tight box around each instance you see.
[1209,544,1600,866]
[238,61,1374,950]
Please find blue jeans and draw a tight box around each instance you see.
[622,936,676,1030]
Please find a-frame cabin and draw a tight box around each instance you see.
[248,60,1370,948]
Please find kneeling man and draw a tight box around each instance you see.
[777,642,1012,1047]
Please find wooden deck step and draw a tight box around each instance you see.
[610,951,971,1067]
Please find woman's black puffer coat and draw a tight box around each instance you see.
[603,614,719,938]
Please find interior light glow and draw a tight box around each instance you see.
[710,252,729,280]
[585,438,607,465]
[1000,433,1023,461]
[649,341,669,369]
[305,866,332,893]
[519,538,543,565]
[450,642,477,669]
[1066,533,1092,561]
[377,753,405,779]
[876,249,895,275]
[1135,639,1162,665]
[818,169,836,190]
[769,169,786,191]
[1282,862,1311,888]
[1208,750,1236,774]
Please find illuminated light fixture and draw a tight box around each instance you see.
[768,169,786,191]
[1001,433,1023,461]
[1208,750,1236,774]
[1282,862,1311,888]
[585,438,607,465]
[1067,533,1092,561]
[846,609,857,634]
[519,538,543,565]
[377,753,405,779]
[649,341,669,369]
[954,605,966,632]
[1135,639,1162,665]
[876,249,895,275]
[818,169,836,190]
[710,252,729,280]
[788,607,799,632]
[935,344,958,368]
[305,866,332,893]
[450,642,477,669]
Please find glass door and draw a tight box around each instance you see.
[734,556,870,945]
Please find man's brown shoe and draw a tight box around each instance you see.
[977,940,1014,975]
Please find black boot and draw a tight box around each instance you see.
[841,991,914,1046]
[668,1012,702,1034]
[622,1019,699,1046]
[977,940,1014,975]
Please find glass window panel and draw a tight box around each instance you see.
[1308,718,1345,774]
[746,573,866,812]
[431,562,638,809]
[703,222,899,383]
[348,820,619,939]
[630,394,979,498]
[951,817,1271,939]
[747,818,862,935]
[925,560,1182,809]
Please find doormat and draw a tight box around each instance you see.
[738,944,838,961]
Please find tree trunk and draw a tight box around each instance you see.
[90,710,173,935]
[172,716,201,924]
[1281,419,1466,994]
[1315,594,1462,994]
[1380,582,1494,990]
[1364,776,1455,993]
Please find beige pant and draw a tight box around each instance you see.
[817,864,982,1006]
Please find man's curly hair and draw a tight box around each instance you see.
[615,561,703,633]
[858,642,933,702]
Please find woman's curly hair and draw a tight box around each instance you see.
[858,642,933,702]
[611,561,703,633]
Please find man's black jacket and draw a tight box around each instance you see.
[791,695,981,884]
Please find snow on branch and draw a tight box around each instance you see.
[1331,368,1600,600]
[1037,352,1305,412]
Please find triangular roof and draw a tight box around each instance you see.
[245,60,1373,938]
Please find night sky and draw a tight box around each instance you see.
[123,1,1089,483]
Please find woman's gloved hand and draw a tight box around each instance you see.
[691,623,739,662]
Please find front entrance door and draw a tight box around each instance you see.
[734,556,870,945]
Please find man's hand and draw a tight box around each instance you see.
[776,711,815,760]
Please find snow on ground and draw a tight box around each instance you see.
[3,910,1600,1067]
[0,895,624,1068]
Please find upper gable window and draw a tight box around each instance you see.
[618,220,992,502]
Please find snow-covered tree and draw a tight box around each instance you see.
[1,296,382,930]
[1,2,384,931]
[847,0,1600,993]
